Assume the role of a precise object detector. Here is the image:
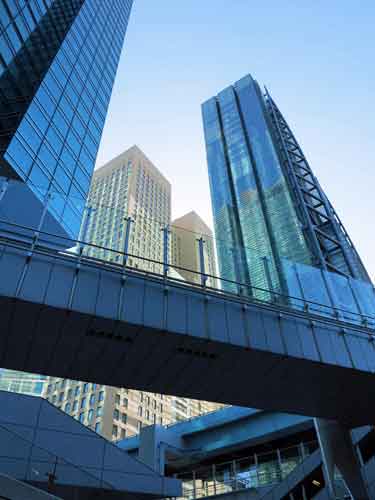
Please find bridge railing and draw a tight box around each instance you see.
[172,440,319,499]
[0,178,374,331]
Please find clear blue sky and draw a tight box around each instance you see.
[97,0,375,280]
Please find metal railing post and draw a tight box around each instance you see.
[232,459,238,491]
[197,237,207,287]
[262,256,275,302]
[276,448,283,480]
[254,453,259,487]
[192,470,197,499]
[33,191,52,249]
[231,246,243,296]
[122,216,133,266]
[212,464,217,495]
[79,205,94,256]
[162,225,170,278]
[0,177,9,204]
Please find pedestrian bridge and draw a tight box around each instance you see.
[0,223,375,427]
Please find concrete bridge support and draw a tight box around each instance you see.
[315,418,369,499]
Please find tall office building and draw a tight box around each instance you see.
[44,146,223,440]
[83,145,171,272]
[0,0,133,399]
[202,74,371,299]
[0,0,133,237]
[0,369,45,396]
[171,211,217,287]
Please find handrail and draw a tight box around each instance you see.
[0,216,374,328]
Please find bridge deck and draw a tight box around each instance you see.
[0,236,375,426]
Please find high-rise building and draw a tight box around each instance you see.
[0,0,133,237]
[0,0,133,400]
[44,146,223,439]
[202,74,371,299]
[0,369,45,396]
[83,144,171,273]
[171,211,217,287]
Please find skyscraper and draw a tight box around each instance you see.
[0,0,133,237]
[171,211,217,287]
[44,146,223,440]
[0,369,45,396]
[83,145,171,272]
[0,0,133,400]
[202,74,371,301]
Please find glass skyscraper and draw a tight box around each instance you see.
[0,0,133,237]
[202,74,371,304]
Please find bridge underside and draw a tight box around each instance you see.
[0,243,375,427]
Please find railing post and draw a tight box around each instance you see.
[197,237,207,287]
[231,246,243,296]
[162,225,170,277]
[192,470,197,499]
[254,452,259,487]
[79,205,94,255]
[212,464,217,495]
[276,448,283,481]
[33,191,52,248]
[0,177,9,204]
[122,216,133,266]
[262,256,275,302]
[232,459,238,491]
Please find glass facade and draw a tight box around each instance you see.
[0,0,133,236]
[202,75,311,296]
[202,74,373,311]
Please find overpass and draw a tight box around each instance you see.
[0,220,375,428]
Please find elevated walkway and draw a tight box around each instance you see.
[0,230,375,426]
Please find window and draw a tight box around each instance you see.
[121,428,126,439]
[83,383,89,393]
[115,394,120,405]
[80,397,86,409]
[138,406,142,417]
[52,395,56,404]
[112,425,118,437]
[65,402,71,413]
[46,384,52,394]
[123,398,128,408]
[95,422,101,433]
[73,400,78,412]
[58,392,64,402]
[79,413,85,423]
[89,394,95,406]
[122,413,127,424]
[61,380,66,389]
[146,410,150,420]
[113,409,119,420]
[67,389,72,399]
[88,409,94,423]
[75,386,80,397]
[97,406,103,417]
[98,391,104,402]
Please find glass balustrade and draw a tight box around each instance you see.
[0,178,374,331]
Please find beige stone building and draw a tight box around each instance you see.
[171,211,217,287]
[44,147,223,441]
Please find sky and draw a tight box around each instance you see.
[96,0,375,280]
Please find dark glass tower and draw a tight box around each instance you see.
[202,74,371,303]
[0,0,133,236]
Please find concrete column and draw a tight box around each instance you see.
[315,418,369,500]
